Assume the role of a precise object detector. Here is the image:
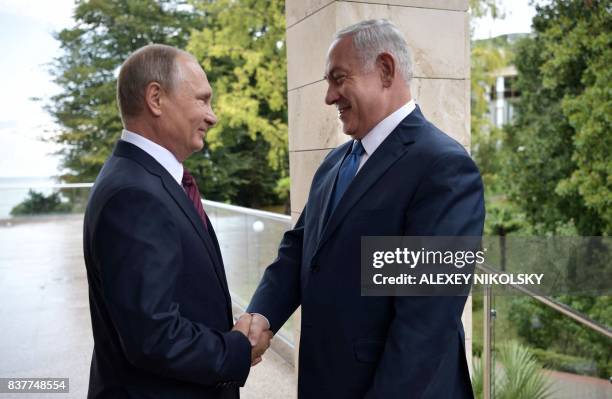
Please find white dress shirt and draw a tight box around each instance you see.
[357,99,416,172]
[121,129,184,186]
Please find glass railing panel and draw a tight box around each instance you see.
[473,289,611,399]
[0,181,296,346]
[204,201,295,344]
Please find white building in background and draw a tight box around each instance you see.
[488,65,519,128]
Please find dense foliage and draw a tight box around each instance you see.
[502,0,611,235]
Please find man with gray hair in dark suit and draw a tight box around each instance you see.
[247,19,483,398]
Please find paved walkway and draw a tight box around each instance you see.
[0,215,295,398]
[544,369,612,399]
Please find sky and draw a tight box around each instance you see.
[473,1,540,40]
[0,0,74,177]
[0,0,540,179]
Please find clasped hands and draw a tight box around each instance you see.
[232,313,273,366]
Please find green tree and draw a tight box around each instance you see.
[469,0,503,20]
[502,0,611,235]
[470,37,508,191]
[186,0,289,206]
[469,1,527,236]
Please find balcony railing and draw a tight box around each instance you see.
[0,181,296,347]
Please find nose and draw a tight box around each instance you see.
[325,83,339,106]
[206,107,217,127]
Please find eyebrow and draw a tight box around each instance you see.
[324,68,345,81]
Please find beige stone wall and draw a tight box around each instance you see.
[285,0,472,371]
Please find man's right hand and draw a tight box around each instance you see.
[232,313,252,338]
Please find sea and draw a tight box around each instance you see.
[0,176,58,219]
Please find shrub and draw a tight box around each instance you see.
[472,341,553,399]
[10,190,71,216]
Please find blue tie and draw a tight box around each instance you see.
[330,140,365,212]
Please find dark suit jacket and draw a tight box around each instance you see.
[248,106,484,398]
[83,140,251,399]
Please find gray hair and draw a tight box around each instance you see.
[335,19,413,83]
[117,44,194,122]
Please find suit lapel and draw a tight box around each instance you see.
[315,107,426,253]
[160,172,233,304]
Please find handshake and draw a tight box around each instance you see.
[232,313,274,366]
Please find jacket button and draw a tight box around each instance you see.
[311,264,320,273]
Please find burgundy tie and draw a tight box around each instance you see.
[182,169,208,229]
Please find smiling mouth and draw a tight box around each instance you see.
[337,105,351,117]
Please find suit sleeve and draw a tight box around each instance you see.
[246,210,305,333]
[92,187,251,386]
[365,151,485,398]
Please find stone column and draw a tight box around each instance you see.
[285,0,472,372]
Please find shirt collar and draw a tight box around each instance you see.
[360,99,416,156]
[120,129,184,185]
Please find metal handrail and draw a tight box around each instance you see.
[0,183,94,189]
[0,182,292,222]
[204,200,291,222]
[477,261,611,399]
[476,262,612,339]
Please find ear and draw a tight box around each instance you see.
[144,81,163,117]
[376,52,396,88]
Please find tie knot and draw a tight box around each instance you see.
[182,169,194,187]
[351,140,365,156]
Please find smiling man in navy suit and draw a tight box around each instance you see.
[83,44,272,399]
[247,20,484,398]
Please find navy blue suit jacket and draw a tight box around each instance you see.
[83,141,251,398]
[248,106,484,398]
